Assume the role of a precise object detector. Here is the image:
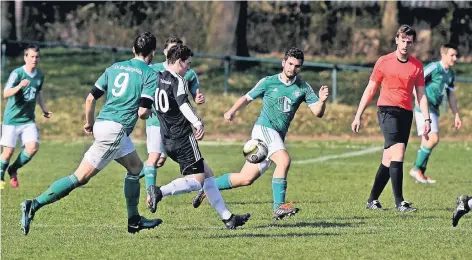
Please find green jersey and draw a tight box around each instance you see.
[3,66,45,125]
[247,74,319,139]
[146,61,200,127]
[95,58,157,134]
[414,61,455,116]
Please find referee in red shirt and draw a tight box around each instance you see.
[351,25,431,212]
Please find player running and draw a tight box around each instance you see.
[192,47,329,220]
[0,45,51,189]
[147,44,250,229]
[19,32,162,235]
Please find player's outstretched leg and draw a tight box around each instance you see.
[452,195,471,227]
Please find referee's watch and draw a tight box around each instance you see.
[425,118,432,123]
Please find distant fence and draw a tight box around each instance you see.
[2,39,472,106]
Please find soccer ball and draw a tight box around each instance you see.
[243,139,268,164]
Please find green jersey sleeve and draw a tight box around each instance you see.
[184,69,200,97]
[304,82,319,105]
[37,74,45,91]
[423,62,437,86]
[246,78,268,100]
[5,70,20,89]
[141,71,158,101]
[94,69,109,92]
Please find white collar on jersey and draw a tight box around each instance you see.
[22,65,37,78]
[278,73,297,86]
[439,61,449,72]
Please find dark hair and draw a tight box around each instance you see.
[441,43,458,55]
[167,45,193,65]
[133,32,156,57]
[164,37,183,50]
[396,24,417,42]
[24,45,40,56]
[284,47,304,64]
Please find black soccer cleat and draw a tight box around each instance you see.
[147,185,163,214]
[452,195,470,227]
[366,200,384,210]
[273,202,299,220]
[20,200,36,235]
[192,190,206,208]
[128,215,163,234]
[223,213,251,230]
[395,201,417,213]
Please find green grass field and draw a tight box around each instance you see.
[1,140,471,259]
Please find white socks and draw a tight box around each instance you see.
[203,177,232,220]
[160,177,202,197]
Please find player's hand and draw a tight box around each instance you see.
[194,124,205,140]
[224,110,235,122]
[43,110,52,118]
[19,79,30,88]
[423,120,431,140]
[454,114,462,130]
[83,122,94,135]
[351,117,361,133]
[195,89,205,104]
[318,85,329,102]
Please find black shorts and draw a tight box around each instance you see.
[163,134,205,175]
[377,106,413,149]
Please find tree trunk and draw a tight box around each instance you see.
[1,1,13,41]
[380,0,398,54]
[205,1,240,56]
[14,0,23,40]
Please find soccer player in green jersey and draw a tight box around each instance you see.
[140,37,205,211]
[0,45,51,189]
[409,44,462,184]
[192,47,329,219]
[20,32,162,235]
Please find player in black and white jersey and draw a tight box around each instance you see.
[146,44,250,229]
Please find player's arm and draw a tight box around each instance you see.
[3,72,27,98]
[414,66,431,136]
[84,71,107,134]
[174,77,204,139]
[139,71,158,120]
[446,77,461,130]
[353,81,380,119]
[36,91,52,118]
[225,78,266,121]
[186,70,205,104]
[306,84,328,118]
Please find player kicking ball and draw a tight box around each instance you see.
[147,44,250,229]
[192,47,329,220]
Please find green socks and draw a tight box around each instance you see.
[124,174,140,218]
[272,178,287,210]
[34,174,80,211]
[0,159,9,181]
[9,150,32,172]
[214,173,233,190]
[414,146,432,172]
[140,165,157,191]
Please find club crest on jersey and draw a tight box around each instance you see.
[293,90,300,98]
[37,80,41,86]
[160,79,171,85]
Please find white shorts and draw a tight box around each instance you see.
[251,125,286,174]
[0,123,39,148]
[83,121,136,170]
[145,125,166,158]
[414,111,439,136]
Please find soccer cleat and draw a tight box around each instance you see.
[273,201,299,220]
[452,195,470,227]
[20,200,36,235]
[8,167,19,188]
[223,213,251,229]
[409,168,428,184]
[366,200,384,210]
[146,185,162,214]
[127,215,163,234]
[425,176,437,184]
[192,190,206,208]
[395,200,417,213]
[0,180,6,190]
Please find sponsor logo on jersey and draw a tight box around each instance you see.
[160,79,172,85]
[272,88,278,92]
[293,90,300,98]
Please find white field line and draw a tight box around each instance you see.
[292,146,383,165]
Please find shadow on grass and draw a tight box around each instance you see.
[208,232,340,239]
[254,221,364,229]
[227,200,330,206]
